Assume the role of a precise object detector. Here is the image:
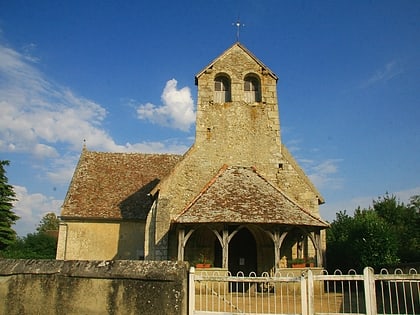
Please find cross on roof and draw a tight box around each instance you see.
[233,19,245,42]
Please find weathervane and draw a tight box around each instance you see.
[233,18,245,42]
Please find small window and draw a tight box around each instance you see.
[214,75,231,103]
[244,75,261,102]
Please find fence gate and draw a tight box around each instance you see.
[189,267,420,315]
[189,268,308,315]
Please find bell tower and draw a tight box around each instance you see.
[194,43,282,183]
[150,43,324,261]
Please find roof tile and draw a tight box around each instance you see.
[174,166,328,227]
[61,150,181,220]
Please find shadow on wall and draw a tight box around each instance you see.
[114,179,160,260]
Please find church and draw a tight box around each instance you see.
[56,42,328,274]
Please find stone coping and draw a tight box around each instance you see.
[0,259,189,281]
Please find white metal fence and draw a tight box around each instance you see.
[189,267,420,315]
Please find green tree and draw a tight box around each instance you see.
[327,207,399,272]
[350,209,398,270]
[325,210,354,271]
[0,212,59,259]
[373,194,420,262]
[0,160,19,250]
[36,212,59,234]
[1,233,57,259]
[327,194,420,272]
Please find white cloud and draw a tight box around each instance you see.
[45,154,80,184]
[136,79,196,131]
[360,60,403,88]
[33,143,59,159]
[0,43,190,156]
[0,41,192,236]
[0,44,117,154]
[12,185,62,236]
[301,158,343,190]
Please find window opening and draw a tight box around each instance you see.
[214,75,231,103]
[244,75,261,102]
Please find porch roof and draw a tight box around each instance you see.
[173,165,328,227]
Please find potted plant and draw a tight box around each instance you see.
[195,252,211,268]
[305,257,315,267]
[291,258,306,268]
[290,257,315,268]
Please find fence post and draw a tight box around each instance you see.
[363,267,377,315]
[189,266,195,315]
[307,269,314,315]
[301,271,308,315]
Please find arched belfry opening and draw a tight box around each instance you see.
[214,74,231,103]
[244,73,261,102]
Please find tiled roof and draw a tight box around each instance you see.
[61,149,182,220]
[174,165,328,227]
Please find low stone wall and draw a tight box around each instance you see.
[0,259,189,315]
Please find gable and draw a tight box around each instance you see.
[174,165,328,227]
[195,42,278,84]
[61,149,182,220]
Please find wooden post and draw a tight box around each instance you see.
[222,229,229,269]
[178,228,185,261]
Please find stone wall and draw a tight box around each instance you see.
[0,259,188,315]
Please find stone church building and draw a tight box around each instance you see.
[56,43,328,274]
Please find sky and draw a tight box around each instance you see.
[0,0,419,236]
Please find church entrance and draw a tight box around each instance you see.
[228,227,257,275]
[228,227,257,292]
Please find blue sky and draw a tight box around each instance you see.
[1,0,419,236]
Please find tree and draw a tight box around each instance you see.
[0,212,59,259]
[373,194,420,262]
[0,160,19,250]
[325,211,354,271]
[326,209,398,272]
[327,194,420,272]
[0,233,57,259]
[350,209,399,270]
[36,212,59,234]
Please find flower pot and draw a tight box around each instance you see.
[196,263,211,268]
[292,263,306,268]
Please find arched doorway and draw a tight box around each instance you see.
[228,227,257,276]
[184,226,218,267]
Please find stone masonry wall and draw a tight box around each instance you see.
[0,259,188,315]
